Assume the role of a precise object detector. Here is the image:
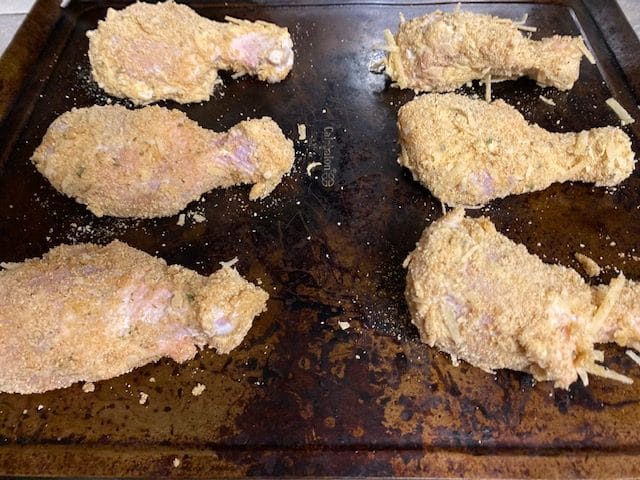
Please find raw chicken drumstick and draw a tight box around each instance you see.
[398,93,635,206]
[87,1,294,104]
[384,8,587,92]
[404,208,636,389]
[32,105,294,218]
[0,241,268,394]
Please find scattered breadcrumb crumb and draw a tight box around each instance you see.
[606,97,635,125]
[219,257,239,268]
[192,383,206,396]
[139,392,149,405]
[191,213,206,223]
[173,458,181,468]
[82,382,95,393]
[297,123,307,141]
[575,252,602,277]
[149,377,156,383]
[539,95,556,106]
[306,162,322,176]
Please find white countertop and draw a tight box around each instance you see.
[1,1,639,56]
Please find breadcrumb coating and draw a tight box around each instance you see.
[398,93,635,206]
[385,9,585,92]
[32,105,294,218]
[87,1,294,104]
[0,241,268,394]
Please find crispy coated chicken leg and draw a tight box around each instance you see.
[405,208,635,389]
[384,8,587,92]
[398,94,635,206]
[32,105,294,218]
[87,1,294,104]
[0,241,268,394]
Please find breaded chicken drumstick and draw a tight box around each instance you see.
[32,105,294,218]
[405,208,637,389]
[384,8,588,92]
[398,94,635,206]
[88,1,294,104]
[0,241,268,394]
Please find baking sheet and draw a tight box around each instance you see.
[0,0,640,477]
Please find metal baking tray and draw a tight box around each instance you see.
[1,0,639,476]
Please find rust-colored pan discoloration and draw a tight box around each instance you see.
[1,0,640,477]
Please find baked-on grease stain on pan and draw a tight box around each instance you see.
[0,0,640,477]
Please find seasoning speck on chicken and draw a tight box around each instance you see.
[32,105,295,218]
[87,0,294,104]
[0,241,268,394]
[398,93,635,206]
[384,8,586,92]
[405,209,637,389]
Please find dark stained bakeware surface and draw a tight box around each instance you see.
[0,0,639,477]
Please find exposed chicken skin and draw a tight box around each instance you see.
[405,209,636,389]
[32,105,294,218]
[384,9,586,92]
[0,241,268,394]
[87,1,294,104]
[398,94,635,206]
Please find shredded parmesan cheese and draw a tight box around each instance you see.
[139,392,149,405]
[382,28,409,88]
[443,311,461,345]
[461,245,479,263]
[297,123,307,141]
[516,25,537,32]
[338,321,350,330]
[606,97,635,126]
[574,252,601,277]
[577,367,589,386]
[592,274,625,331]
[578,36,596,65]
[626,350,640,367]
[306,162,322,176]
[382,29,400,52]
[539,95,556,106]
[219,257,239,268]
[176,213,185,227]
[224,16,246,25]
[593,350,604,362]
[586,363,633,384]
[399,12,406,24]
